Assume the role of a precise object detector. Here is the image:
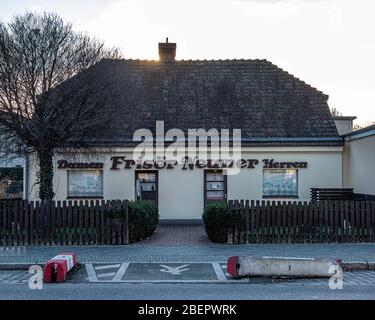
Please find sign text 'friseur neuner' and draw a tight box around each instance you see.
[57,158,308,170]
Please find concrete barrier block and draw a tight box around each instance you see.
[227,256,342,278]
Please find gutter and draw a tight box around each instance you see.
[240,137,343,142]
[62,136,344,144]
[343,127,375,142]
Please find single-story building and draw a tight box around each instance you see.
[24,40,348,222]
[343,124,375,196]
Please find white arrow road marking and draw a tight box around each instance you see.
[112,263,130,281]
[94,264,121,270]
[160,264,190,275]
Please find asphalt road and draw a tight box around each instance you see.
[1,281,375,300]
[1,260,375,300]
[1,266,375,300]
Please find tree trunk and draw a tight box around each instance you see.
[37,149,54,200]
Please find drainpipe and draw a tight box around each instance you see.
[23,145,29,200]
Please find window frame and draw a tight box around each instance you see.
[66,169,104,199]
[262,169,299,199]
[204,169,227,207]
[134,170,159,206]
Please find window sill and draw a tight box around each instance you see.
[263,195,299,199]
[67,196,104,200]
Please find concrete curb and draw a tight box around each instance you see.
[0,263,43,270]
[342,262,375,271]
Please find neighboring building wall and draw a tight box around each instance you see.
[343,133,375,195]
[27,147,343,220]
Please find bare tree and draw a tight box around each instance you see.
[0,12,121,200]
[353,121,375,131]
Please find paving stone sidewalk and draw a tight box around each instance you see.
[1,243,375,264]
[138,225,211,246]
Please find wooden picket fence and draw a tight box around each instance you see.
[0,199,129,246]
[228,200,375,244]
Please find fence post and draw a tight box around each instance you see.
[343,200,349,243]
[239,200,244,244]
[365,201,370,243]
[89,200,94,245]
[123,200,129,245]
[287,201,292,243]
[259,200,267,243]
[371,202,375,242]
[100,200,106,245]
[292,202,298,243]
[227,200,234,244]
[249,200,255,243]
[362,201,367,242]
[244,200,249,244]
[233,200,240,244]
[264,201,269,243]
[355,201,361,242]
[0,202,4,246]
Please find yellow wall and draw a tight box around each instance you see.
[26,147,343,220]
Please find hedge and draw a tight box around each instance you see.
[128,200,159,243]
[202,202,230,243]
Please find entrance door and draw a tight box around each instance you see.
[135,171,158,206]
[204,170,227,207]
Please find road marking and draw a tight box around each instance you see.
[97,272,117,278]
[112,263,130,281]
[83,279,233,283]
[160,264,190,275]
[95,264,121,270]
[85,263,98,282]
[212,262,227,281]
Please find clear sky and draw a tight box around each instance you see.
[1,0,374,125]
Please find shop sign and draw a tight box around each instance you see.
[56,158,308,170]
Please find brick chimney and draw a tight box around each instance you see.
[333,116,357,135]
[158,38,176,63]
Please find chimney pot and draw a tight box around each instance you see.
[158,38,176,63]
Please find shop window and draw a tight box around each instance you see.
[263,169,298,198]
[67,170,103,198]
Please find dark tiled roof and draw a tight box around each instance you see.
[50,58,341,146]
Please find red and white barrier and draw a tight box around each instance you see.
[227,256,342,278]
[43,253,77,283]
